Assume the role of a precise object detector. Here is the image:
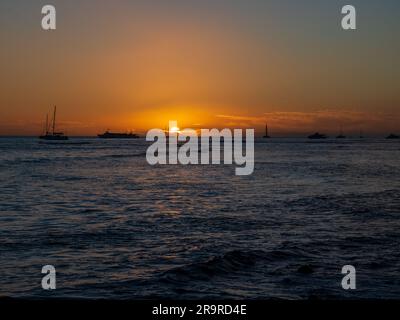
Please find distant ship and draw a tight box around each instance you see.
[336,128,346,139]
[98,131,140,139]
[308,132,327,139]
[39,106,69,140]
[386,133,400,139]
[263,123,270,138]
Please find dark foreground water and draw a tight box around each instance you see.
[0,137,399,299]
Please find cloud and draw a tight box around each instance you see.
[216,114,264,123]
[216,110,400,135]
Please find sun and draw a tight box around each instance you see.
[169,126,180,134]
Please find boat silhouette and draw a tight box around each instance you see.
[308,132,327,139]
[39,106,68,140]
[263,123,270,138]
[386,133,399,139]
[336,126,346,139]
[98,131,140,139]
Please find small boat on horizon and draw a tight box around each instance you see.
[98,131,140,139]
[386,133,400,139]
[39,106,69,141]
[308,132,327,139]
[336,126,346,139]
[263,123,271,138]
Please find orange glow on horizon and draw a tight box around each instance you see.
[1,107,399,137]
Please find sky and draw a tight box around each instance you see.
[0,0,399,136]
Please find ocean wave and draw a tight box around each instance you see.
[160,250,265,283]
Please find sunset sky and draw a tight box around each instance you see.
[1,0,399,136]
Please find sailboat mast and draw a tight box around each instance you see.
[46,113,49,134]
[266,124,268,137]
[52,106,56,135]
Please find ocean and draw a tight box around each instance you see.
[0,137,399,299]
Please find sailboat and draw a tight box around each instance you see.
[263,123,270,138]
[39,106,68,140]
[336,126,346,139]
